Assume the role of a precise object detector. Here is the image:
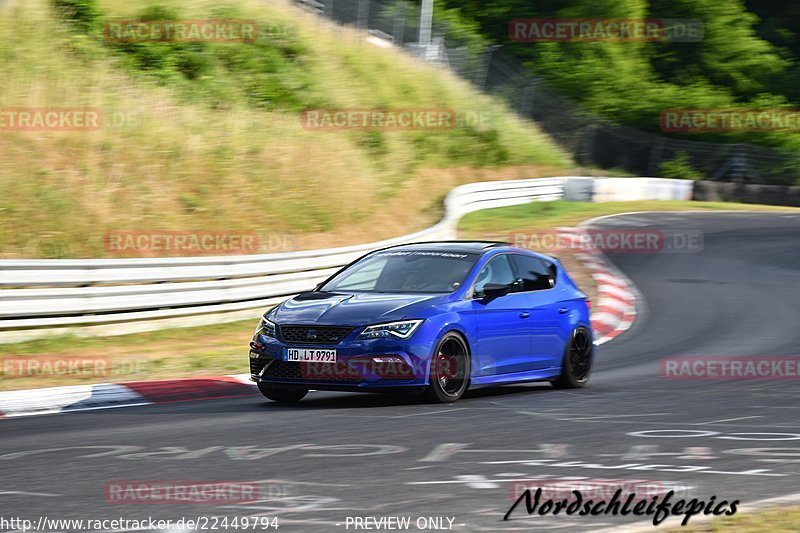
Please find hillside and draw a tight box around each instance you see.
[0,0,568,258]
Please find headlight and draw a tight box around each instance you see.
[255,316,277,338]
[357,320,422,340]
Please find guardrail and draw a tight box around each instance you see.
[593,177,693,202]
[0,177,567,339]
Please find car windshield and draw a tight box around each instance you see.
[320,250,479,294]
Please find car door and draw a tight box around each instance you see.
[471,254,535,376]
[510,254,565,371]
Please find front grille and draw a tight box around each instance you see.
[262,360,304,380]
[262,360,366,383]
[279,325,353,345]
[250,357,269,377]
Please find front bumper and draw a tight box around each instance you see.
[249,332,434,389]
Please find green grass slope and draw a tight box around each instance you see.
[0,0,569,258]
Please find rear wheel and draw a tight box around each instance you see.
[424,333,470,403]
[552,327,593,389]
[257,383,308,403]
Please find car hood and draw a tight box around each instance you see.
[270,291,445,326]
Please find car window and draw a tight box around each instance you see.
[321,251,479,294]
[512,254,556,291]
[473,254,516,296]
[330,257,387,291]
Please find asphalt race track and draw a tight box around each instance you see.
[1,212,799,532]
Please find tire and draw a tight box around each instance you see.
[552,326,593,389]
[258,382,308,403]
[424,332,471,403]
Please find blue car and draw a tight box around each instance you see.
[249,241,593,403]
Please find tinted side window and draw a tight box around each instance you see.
[512,254,556,291]
[473,254,516,296]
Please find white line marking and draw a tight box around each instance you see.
[555,413,672,421]
[392,407,469,418]
[692,415,762,425]
[419,443,470,462]
[592,298,631,313]
[408,476,547,486]
[0,491,60,497]
[590,311,626,325]
[596,285,634,301]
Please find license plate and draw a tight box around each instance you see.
[285,348,337,363]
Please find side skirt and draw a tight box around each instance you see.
[468,367,561,389]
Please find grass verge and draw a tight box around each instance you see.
[458,199,800,236]
[666,503,800,532]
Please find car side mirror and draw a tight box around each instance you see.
[528,275,555,290]
[480,283,511,301]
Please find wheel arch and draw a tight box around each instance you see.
[425,327,472,386]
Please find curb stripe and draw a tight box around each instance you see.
[123,376,255,404]
[561,226,639,345]
[0,376,257,419]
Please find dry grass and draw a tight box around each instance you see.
[665,504,800,531]
[0,0,568,258]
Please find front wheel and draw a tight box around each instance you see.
[552,327,593,389]
[258,382,308,403]
[424,333,471,403]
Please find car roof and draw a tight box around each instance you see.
[373,241,559,264]
[378,241,509,253]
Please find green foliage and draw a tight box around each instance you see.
[51,0,101,32]
[358,131,389,159]
[93,4,319,110]
[42,1,561,170]
[659,152,701,180]
[432,5,493,74]
[137,5,180,21]
[647,0,786,99]
[440,0,800,154]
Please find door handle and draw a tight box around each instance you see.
[519,312,530,318]
[558,307,569,314]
